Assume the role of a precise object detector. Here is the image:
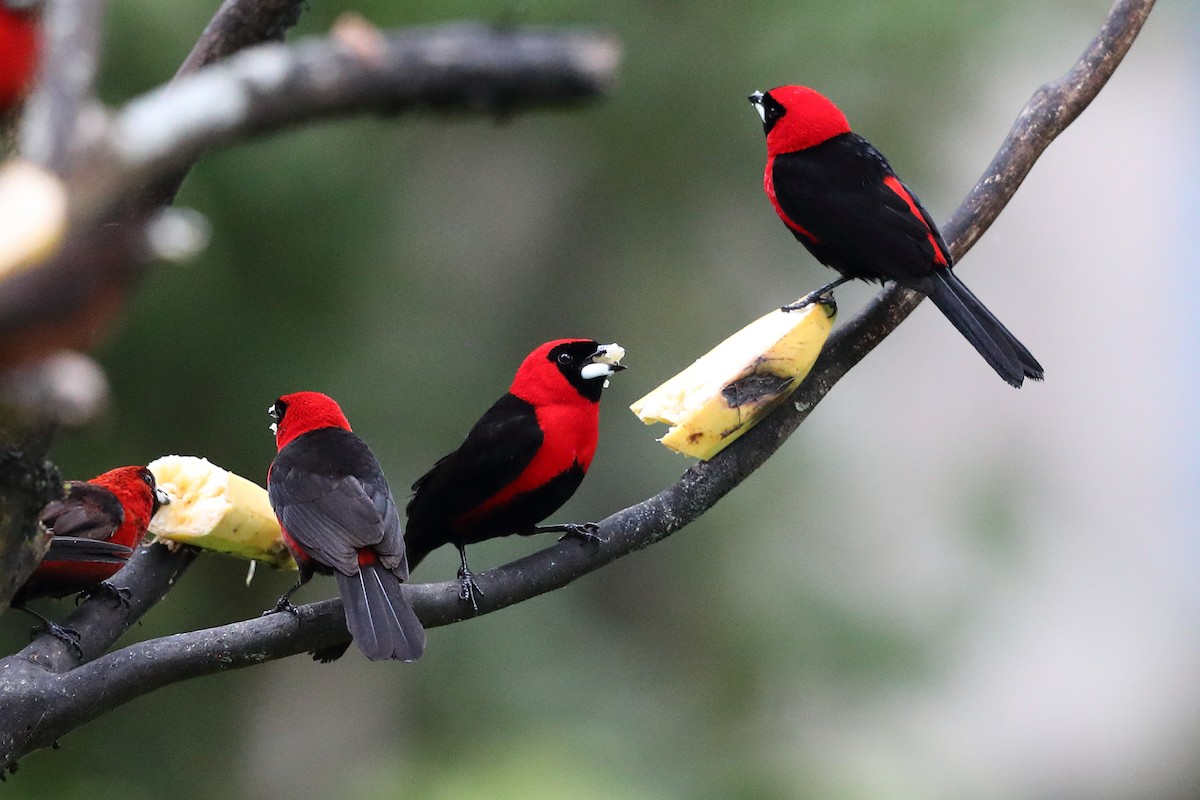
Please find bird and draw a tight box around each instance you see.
[265,390,425,662]
[749,85,1043,387]
[405,339,625,609]
[11,465,169,651]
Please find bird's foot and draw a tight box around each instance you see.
[782,278,845,313]
[30,621,82,658]
[77,581,132,610]
[262,597,300,618]
[557,521,603,546]
[456,567,483,612]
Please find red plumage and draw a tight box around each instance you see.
[405,339,624,608]
[750,85,1042,387]
[0,7,38,112]
[266,391,425,662]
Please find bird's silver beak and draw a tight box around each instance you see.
[749,91,767,123]
[580,343,626,383]
[154,487,171,507]
[269,422,278,434]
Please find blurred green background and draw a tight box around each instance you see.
[4,1,1198,798]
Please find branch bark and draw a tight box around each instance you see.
[0,0,1153,775]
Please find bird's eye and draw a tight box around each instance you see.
[141,470,154,487]
[557,353,573,365]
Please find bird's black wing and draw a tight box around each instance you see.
[405,393,542,555]
[269,428,405,576]
[39,482,124,541]
[771,132,951,283]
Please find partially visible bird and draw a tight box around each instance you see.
[405,339,625,608]
[749,85,1042,387]
[11,465,168,650]
[0,3,38,115]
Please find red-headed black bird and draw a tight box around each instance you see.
[12,465,168,649]
[266,391,425,662]
[405,339,625,608]
[749,85,1042,387]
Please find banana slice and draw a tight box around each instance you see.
[630,298,835,460]
[147,455,295,570]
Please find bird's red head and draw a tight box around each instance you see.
[510,338,626,406]
[748,85,851,155]
[0,5,39,111]
[89,465,166,547]
[269,391,353,450]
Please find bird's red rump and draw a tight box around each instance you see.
[883,176,949,266]
[356,549,379,567]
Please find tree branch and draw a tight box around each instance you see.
[0,0,1153,773]
[68,23,621,225]
[18,0,107,173]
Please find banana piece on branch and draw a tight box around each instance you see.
[630,297,835,460]
[148,455,295,570]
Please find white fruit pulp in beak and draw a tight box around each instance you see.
[581,342,625,384]
[594,342,625,365]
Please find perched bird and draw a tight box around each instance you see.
[405,339,625,608]
[0,3,38,114]
[11,465,169,649]
[266,391,425,662]
[749,85,1042,387]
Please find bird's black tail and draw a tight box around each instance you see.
[44,537,135,564]
[919,270,1043,388]
[337,565,426,662]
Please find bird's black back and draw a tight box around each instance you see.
[770,132,952,284]
[269,427,406,577]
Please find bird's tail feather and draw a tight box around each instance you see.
[337,565,426,662]
[44,537,135,564]
[922,270,1043,387]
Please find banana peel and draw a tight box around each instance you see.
[148,455,295,570]
[630,297,835,460]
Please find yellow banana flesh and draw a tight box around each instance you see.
[630,298,835,460]
[148,455,295,570]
